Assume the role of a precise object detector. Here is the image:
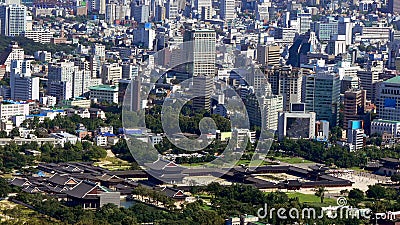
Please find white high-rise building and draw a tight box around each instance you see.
[338,17,353,46]
[101,63,122,85]
[357,60,383,101]
[256,2,270,22]
[165,0,178,20]
[194,0,211,12]
[10,60,39,101]
[91,44,106,59]
[347,120,365,151]
[0,4,26,37]
[297,12,311,34]
[105,3,116,24]
[244,84,284,132]
[0,42,24,72]
[220,0,235,21]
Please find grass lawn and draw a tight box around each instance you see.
[285,192,337,207]
[180,162,207,167]
[273,156,313,164]
[200,204,212,210]
[236,159,277,166]
[94,156,132,170]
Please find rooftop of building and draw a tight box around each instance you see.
[89,85,118,92]
[372,119,400,124]
[384,76,400,84]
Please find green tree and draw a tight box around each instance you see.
[391,174,400,183]
[9,128,20,138]
[348,188,364,205]
[315,186,326,203]
[366,185,386,199]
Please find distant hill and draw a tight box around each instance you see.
[0,35,76,56]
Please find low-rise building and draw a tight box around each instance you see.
[0,100,30,120]
[50,132,80,146]
[89,85,118,104]
[371,119,400,138]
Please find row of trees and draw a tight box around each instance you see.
[23,112,122,137]
[0,140,107,173]
[194,183,367,225]
[12,191,224,225]
[272,138,400,168]
[132,185,176,210]
[145,104,231,135]
[0,36,75,55]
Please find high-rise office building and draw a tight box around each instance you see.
[131,3,149,23]
[244,84,283,131]
[347,120,365,151]
[304,71,341,127]
[184,29,216,77]
[192,74,213,112]
[278,103,316,141]
[338,17,353,46]
[220,0,235,21]
[313,20,338,42]
[122,77,142,112]
[266,66,303,111]
[0,4,26,36]
[256,45,281,67]
[376,76,400,122]
[105,3,116,24]
[343,89,367,130]
[357,60,383,101]
[297,12,311,34]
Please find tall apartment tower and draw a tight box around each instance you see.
[48,62,91,101]
[0,4,26,37]
[305,71,341,127]
[220,0,235,21]
[10,60,39,101]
